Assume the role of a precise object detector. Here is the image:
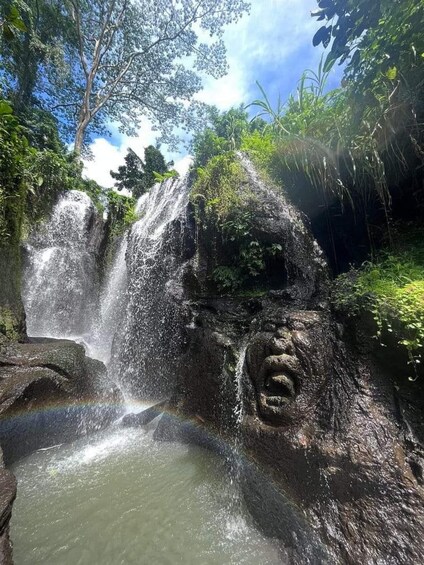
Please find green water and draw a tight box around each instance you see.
[11,425,282,564]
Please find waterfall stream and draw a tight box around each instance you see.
[110,176,189,397]
[23,176,188,392]
[23,190,101,341]
[87,236,128,365]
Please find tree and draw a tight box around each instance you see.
[47,0,250,153]
[110,145,171,198]
[0,0,72,112]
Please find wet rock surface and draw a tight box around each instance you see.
[0,338,122,465]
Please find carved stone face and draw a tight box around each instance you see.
[246,311,331,425]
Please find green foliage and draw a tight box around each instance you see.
[153,169,179,183]
[0,306,21,341]
[247,50,423,214]
[192,106,266,168]
[240,130,275,170]
[0,2,27,42]
[247,61,353,201]
[0,100,28,243]
[191,153,245,221]
[212,265,242,293]
[24,149,80,224]
[1,0,73,112]
[0,99,106,244]
[111,146,171,198]
[105,191,137,238]
[192,152,281,293]
[311,1,424,92]
[333,241,424,365]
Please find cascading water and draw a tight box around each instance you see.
[216,341,249,539]
[111,176,190,398]
[87,236,128,364]
[233,342,248,430]
[23,190,102,341]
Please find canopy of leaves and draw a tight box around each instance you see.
[0,0,73,112]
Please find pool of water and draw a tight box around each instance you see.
[10,424,282,564]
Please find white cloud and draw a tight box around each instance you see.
[83,0,329,188]
[173,155,193,176]
[83,118,157,188]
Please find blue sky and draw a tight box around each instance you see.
[84,0,343,187]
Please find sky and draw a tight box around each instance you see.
[83,0,342,189]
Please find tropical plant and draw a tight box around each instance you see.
[311,0,424,89]
[105,190,137,238]
[192,106,266,167]
[333,240,424,374]
[0,99,28,243]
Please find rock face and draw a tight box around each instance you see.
[159,155,424,563]
[0,244,26,345]
[0,338,122,465]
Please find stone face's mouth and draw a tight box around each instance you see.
[267,373,296,398]
[260,354,299,409]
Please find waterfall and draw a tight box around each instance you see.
[110,176,189,398]
[233,342,248,430]
[23,190,102,341]
[22,175,190,402]
[86,236,128,364]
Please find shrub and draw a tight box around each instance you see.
[333,243,424,370]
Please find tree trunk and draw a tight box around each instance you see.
[74,108,90,154]
[74,125,85,154]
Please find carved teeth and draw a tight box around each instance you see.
[266,395,291,407]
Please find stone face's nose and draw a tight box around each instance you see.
[269,329,294,355]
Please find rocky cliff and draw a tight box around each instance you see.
[154,154,424,563]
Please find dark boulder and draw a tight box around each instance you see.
[121,400,168,427]
[0,339,122,465]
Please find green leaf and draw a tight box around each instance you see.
[0,101,13,115]
[385,66,397,80]
[2,22,15,41]
[323,51,337,73]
